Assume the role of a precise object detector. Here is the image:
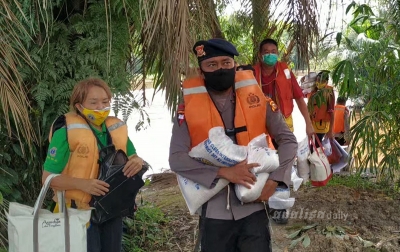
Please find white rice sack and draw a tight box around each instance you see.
[297,137,310,161]
[290,166,303,191]
[188,127,247,167]
[248,133,269,148]
[300,72,317,89]
[268,196,295,210]
[177,175,229,215]
[247,133,279,173]
[235,172,269,203]
[248,147,279,174]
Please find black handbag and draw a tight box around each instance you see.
[86,123,148,224]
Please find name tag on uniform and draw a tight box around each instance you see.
[284,69,291,79]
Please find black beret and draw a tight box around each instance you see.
[193,38,239,62]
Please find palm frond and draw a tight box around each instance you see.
[0,0,37,153]
[140,0,218,115]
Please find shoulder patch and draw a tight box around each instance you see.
[177,104,185,126]
[265,97,279,112]
[49,147,57,157]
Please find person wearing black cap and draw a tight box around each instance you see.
[169,38,297,251]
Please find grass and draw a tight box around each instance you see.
[327,174,400,198]
[122,204,172,252]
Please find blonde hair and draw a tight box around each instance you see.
[69,78,112,112]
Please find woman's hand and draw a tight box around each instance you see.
[77,179,110,196]
[123,155,144,177]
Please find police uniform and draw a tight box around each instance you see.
[169,39,297,252]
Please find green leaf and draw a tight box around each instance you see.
[302,234,311,247]
[363,240,374,247]
[345,1,357,14]
[12,144,23,158]
[336,32,342,47]
[289,238,300,249]
[0,191,3,205]
[287,229,302,239]
[302,223,318,230]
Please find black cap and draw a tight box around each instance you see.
[193,38,239,63]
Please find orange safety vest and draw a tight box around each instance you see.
[49,112,128,209]
[253,62,293,118]
[333,105,348,133]
[182,70,272,148]
[308,86,333,123]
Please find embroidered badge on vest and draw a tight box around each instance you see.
[246,93,261,108]
[77,144,90,158]
[177,104,185,126]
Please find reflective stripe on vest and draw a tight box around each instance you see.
[183,86,207,95]
[235,79,258,89]
[67,123,90,130]
[108,121,125,132]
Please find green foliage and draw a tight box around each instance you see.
[219,14,253,64]
[0,0,149,208]
[330,2,400,182]
[122,205,172,252]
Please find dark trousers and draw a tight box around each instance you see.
[335,136,346,146]
[87,216,123,252]
[201,210,271,252]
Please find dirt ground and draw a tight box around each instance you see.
[141,172,400,252]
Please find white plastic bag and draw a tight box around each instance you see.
[290,167,303,191]
[296,137,310,182]
[272,187,290,199]
[268,195,295,210]
[322,137,332,156]
[188,127,247,167]
[7,174,91,252]
[331,140,350,173]
[177,175,229,215]
[234,173,269,203]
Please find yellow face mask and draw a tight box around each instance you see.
[80,105,110,126]
[316,81,327,90]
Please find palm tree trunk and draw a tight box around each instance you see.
[251,0,271,64]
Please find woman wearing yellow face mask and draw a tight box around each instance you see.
[307,70,335,144]
[42,78,143,252]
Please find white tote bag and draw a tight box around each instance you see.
[7,174,92,252]
[308,135,332,187]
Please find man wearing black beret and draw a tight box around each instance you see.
[169,38,297,251]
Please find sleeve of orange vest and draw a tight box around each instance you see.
[169,116,220,189]
[265,104,298,188]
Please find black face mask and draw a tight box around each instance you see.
[202,67,235,92]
